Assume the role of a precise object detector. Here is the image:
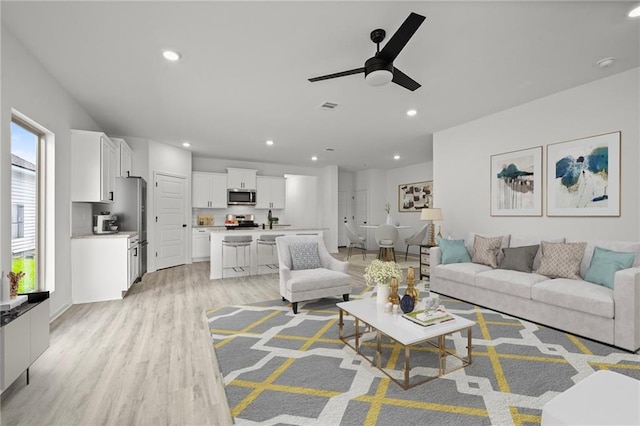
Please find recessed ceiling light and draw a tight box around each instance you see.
[266,140,274,146]
[597,57,615,69]
[162,50,182,61]
[629,6,640,17]
[311,156,318,161]
[406,109,417,117]
[394,155,400,160]
[182,141,191,147]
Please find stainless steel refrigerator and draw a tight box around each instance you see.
[109,176,148,280]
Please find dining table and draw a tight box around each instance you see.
[360,224,412,261]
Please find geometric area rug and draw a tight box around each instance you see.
[206,288,640,426]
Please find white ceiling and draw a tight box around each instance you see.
[2,1,639,172]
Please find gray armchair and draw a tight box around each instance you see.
[404,223,429,261]
[276,235,351,314]
[344,222,367,260]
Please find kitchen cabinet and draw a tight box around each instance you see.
[71,130,116,202]
[255,176,286,209]
[128,235,140,288]
[192,228,211,261]
[192,172,227,208]
[71,233,137,303]
[1,299,50,392]
[227,168,257,190]
[112,137,133,178]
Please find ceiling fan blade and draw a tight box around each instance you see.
[308,67,365,82]
[378,12,426,63]
[392,68,421,91]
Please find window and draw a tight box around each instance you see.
[11,204,24,239]
[10,112,55,293]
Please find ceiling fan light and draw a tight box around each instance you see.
[365,69,393,87]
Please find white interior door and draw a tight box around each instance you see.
[355,190,369,249]
[155,172,187,270]
[338,191,348,247]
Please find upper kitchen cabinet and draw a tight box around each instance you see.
[111,137,133,178]
[193,172,227,208]
[255,176,286,209]
[71,130,116,203]
[227,168,257,190]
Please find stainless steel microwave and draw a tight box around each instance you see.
[227,188,257,205]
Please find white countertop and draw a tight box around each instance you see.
[209,226,326,233]
[72,231,139,239]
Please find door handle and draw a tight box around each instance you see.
[182,224,187,227]
[134,248,138,256]
[109,191,114,201]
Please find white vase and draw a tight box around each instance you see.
[386,214,393,225]
[376,283,390,304]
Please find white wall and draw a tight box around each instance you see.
[322,165,339,252]
[434,68,640,241]
[1,27,101,317]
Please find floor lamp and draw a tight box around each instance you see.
[420,208,443,247]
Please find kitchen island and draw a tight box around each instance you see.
[209,227,326,279]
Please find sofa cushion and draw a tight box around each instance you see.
[536,242,587,280]
[476,269,549,299]
[432,262,492,285]
[437,238,471,264]
[466,233,510,263]
[583,247,636,289]
[286,268,350,293]
[472,235,502,268]
[570,240,640,278]
[499,244,540,273]
[510,235,566,270]
[290,242,321,270]
[531,278,614,318]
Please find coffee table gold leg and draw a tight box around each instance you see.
[438,335,445,376]
[376,331,382,368]
[404,346,410,389]
[355,318,360,351]
[467,327,472,364]
[339,309,344,340]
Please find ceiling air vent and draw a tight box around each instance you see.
[318,101,339,110]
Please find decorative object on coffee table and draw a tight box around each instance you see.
[7,271,25,299]
[404,266,419,303]
[400,293,415,313]
[388,277,401,305]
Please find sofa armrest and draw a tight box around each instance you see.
[430,246,441,267]
[279,265,292,297]
[613,266,640,351]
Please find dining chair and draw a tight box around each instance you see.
[404,223,429,261]
[344,222,367,260]
[375,224,399,262]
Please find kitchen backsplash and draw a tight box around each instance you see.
[191,207,285,227]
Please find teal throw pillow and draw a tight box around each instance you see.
[583,246,636,289]
[437,238,471,265]
[290,242,321,270]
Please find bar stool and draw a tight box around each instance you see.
[221,235,253,278]
[257,234,284,272]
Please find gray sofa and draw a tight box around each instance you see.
[430,234,640,352]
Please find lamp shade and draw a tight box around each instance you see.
[420,208,442,221]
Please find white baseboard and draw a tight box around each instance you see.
[50,301,72,323]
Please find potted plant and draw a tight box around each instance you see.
[384,202,394,225]
[364,260,403,304]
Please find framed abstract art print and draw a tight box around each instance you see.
[547,131,620,217]
[490,146,542,216]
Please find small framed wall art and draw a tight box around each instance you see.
[398,180,432,212]
[490,146,542,216]
[547,131,620,217]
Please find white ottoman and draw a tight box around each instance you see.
[541,370,640,425]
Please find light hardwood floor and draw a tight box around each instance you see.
[0,249,376,426]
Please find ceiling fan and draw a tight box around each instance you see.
[308,12,426,91]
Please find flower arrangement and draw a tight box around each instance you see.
[364,260,403,286]
[7,271,25,299]
[384,203,391,214]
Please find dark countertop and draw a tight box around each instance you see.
[1,297,48,328]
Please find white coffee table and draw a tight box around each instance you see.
[337,298,475,389]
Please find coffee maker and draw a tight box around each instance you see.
[93,213,118,234]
